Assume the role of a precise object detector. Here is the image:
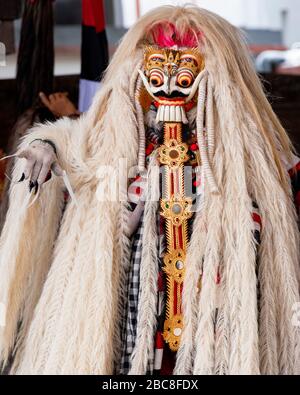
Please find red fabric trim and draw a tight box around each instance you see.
[155,331,165,349]
[170,172,174,195]
[289,161,300,176]
[178,225,183,249]
[158,272,164,292]
[160,346,176,375]
[82,0,105,32]
[145,143,154,156]
[180,283,183,313]
[173,282,177,315]
[173,124,177,140]
[252,212,262,227]
[173,226,176,249]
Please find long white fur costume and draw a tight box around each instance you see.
[0,6,299,375]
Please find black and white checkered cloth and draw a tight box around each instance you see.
[117,119,277,374]
[119,211,145,374]
[119,207,166,375]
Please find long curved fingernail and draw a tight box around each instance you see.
[29,181,35,193]
[34,182,39,195]
[18,173,25,182]
[45,171,52,182]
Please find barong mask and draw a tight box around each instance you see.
[136,31,205,352]
[139,46,205,124]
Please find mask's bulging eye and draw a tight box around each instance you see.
[149,70,164,87]
[149,54,165,63]
[176,71,194,88]
[151,57,164,62]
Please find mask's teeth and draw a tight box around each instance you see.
[160,105,166,121]
[180,106,188,124]
[156,106,161,123]
[175,106,181,122]
[164,106,170,122]
[170,106,175,121]
[156,104,188,123]
[156,105,165,123]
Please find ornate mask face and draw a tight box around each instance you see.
[144,46,203,96]
[139,46,205,123]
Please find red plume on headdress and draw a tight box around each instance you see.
[149,22,202,48]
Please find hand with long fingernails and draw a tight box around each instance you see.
[17,139,62,194]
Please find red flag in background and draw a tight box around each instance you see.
[79,0,109,112]
[82,0,106,33]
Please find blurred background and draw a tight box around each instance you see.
[0,0,299,185]
[2,0,300,78]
